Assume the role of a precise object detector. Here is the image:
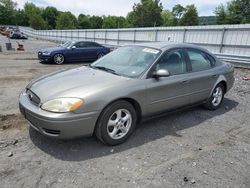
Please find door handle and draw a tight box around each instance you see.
[181,80,189,84]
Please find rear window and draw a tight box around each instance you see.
[87,42,102,47]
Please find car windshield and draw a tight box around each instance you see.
[91,46,161,77]
[61,41,75,48]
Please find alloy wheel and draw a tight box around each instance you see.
[54,54,64,64]
[107,109,132,140]
[212,87,223,106]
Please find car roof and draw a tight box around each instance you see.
[128,42,208,52]
[75,41,98,43]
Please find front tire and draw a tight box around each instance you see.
[95,101,137,146]
[53,54,65,64]
[204,83,225,110]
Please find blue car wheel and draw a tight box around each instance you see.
[53,54,65,64]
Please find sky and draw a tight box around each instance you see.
[15,0,230,17]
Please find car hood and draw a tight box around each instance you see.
[39,46,65,53]
[27,66,130,102]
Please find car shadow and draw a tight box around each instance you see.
[39,61,94,65]
[29,98,238,161]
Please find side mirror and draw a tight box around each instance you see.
[71,46,76,50]
[153,69,170,78]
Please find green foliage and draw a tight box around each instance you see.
[170,4,199,26]
[127,0,163,27]
[172,4,186,19]
[29,13,47,30]
[0,0,17,24]
[78,14,91,29]
[227,0,250,24]
[2,0,249,30]
[199,16,217,25]
[14,9,29,26]
[161,10,175,26]
[179,5,199,26]
[24,3,39,18]
[171,4,185,26]
[42,6,59,29]
[56,12,77,29]
[215,4,228,24]
[103,16,128,28]
[89,16,103,29]
[215,0,250,24]
[24,3,47,29]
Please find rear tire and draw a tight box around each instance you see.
[53,54,65,64]
[204,83,225,110]
[95,100,137,146]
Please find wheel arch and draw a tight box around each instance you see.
[95,97,142,131]
[220,80,227,93]
[53,52,66,61]
[209,75,228,97]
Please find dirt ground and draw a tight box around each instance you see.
[0,35,250,188]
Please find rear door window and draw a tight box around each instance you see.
[75,42,87,48]
[186,49,212,72]
[85,42,101,47]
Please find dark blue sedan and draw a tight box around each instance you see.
[38,41,110,64]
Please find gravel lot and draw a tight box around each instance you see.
[0,34,250,188]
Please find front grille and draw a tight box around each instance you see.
[42,128,60,135]
[26,89,40,105]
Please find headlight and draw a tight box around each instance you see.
[41,98,84,113]
[42,51,51,55]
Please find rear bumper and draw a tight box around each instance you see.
[19,91,100,139]
[227,76,234,92]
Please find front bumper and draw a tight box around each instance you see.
[19,91,100,139]
[38,52,53,62]
[227,76,234,92]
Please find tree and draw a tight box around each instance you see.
[42,6,59,29]
[127,0,163,27]
[29,14,47,29]
[56,12,77,29]
[78,14,91,29]
[199,16,217,25]
[171,4,185,25]
[24,3,47,29]
[102,16,128,28]
[89,16,103,29]
[0,0,17,24]
[126,12,136,27]
[215,0,250,24]
[24,3,39,18]
[227,0,250,24]
[172,4,185,19]
[14,9,29,26]
[116,16,128,28]
[215,4,228,24]
[161,10,174,26]
[179,4,199,26]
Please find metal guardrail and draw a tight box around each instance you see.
[215,53,250,68]
[19,25,250,67]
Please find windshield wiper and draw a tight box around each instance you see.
[90,65,120,76]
